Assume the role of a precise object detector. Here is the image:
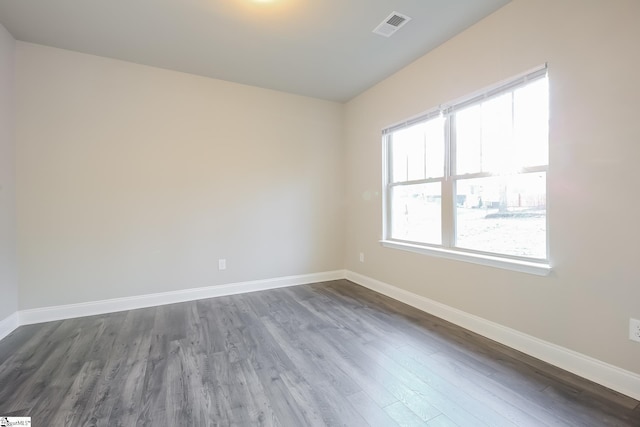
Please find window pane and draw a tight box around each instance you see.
[455,173,546,259]
[456,93,514,175]
[481,93,513,173]
[455,105,482,175]
[514,78,549,167]
[456,77,549,176]
[391,118,444,183]
[391,182,441,245]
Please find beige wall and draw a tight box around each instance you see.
[0,23,17,321]
[16,42,345,309]
[345,0,640,375]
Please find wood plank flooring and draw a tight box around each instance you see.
[0,279,638,426]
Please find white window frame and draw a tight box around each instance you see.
[381,65,551,276]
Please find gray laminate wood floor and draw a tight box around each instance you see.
[0,280,638,426]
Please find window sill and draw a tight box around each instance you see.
[380,240,551,276]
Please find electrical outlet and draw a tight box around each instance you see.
[359,252,364,263]
[218,259,226,271]
[630,318,640,343]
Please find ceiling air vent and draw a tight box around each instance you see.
[373,11,412,37]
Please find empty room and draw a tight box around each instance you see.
[1,0,639,425]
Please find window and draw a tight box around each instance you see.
[382,66,550,275]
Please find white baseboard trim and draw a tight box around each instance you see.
[0,312,19,342]
[345,270,640,401]
[18,270,346,326]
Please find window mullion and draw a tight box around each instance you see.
[382,134,393,240]
[441,114,455,248]
[390,177,444,187]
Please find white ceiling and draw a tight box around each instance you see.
[0,0,510,102]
